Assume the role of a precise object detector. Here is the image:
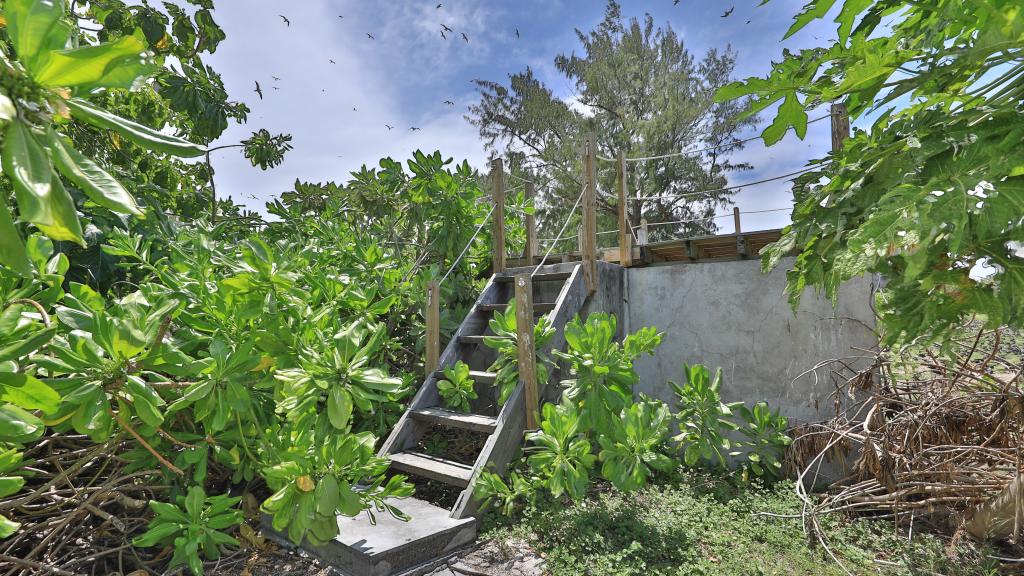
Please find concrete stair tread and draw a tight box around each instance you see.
[267,496,476,576]
[390,451,474,488]
[410,407,498,434]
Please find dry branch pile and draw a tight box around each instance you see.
[787,325,1024,547]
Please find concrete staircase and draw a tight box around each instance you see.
[293,263,588,575]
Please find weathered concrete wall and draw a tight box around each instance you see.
[627,257,877,424]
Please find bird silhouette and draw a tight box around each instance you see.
[441,24,453,33]
[410,126,421,131]
[673,0,680,5]
[441,30,447,40]
[272,86,280,90]
[461,32,469,42]
[272,75,280,81]
[279,14,290,26]
[436,3,442,8]
[338,15,344,19]
[367,33,375,40]
[745,19,751,24]
[254,81,263,99]
[352,107,357,111]
[721,6,734,17]
[329,59,336,64]
[443,100,454,106]
[515,28,520,38]
[385,124,393,130]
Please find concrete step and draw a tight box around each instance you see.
[410,407,497,434]
[476,302,556,313]
[494,271,570,283]
[265,496,476,576]
[433,369,496,385]
[390,451,474,488]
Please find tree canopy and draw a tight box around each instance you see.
[468,1,757,244]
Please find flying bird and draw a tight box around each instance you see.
[721,6,734,17]
[515,28,520,38]
[272,86,280,90]
[329,59,336,64]
[338,15,344,19]
[441,30,447,40]
[441,24,453,33]
[673,0,680,4]
[410,126,421,131]
[461,32,469,42]
[272,75,280,81]
[443,100,454,106]
[436,3,442,8]
[745,19,751,24]
[254,81,263,99]
[353,107,357,111]
[385,124,393,130]
[367,33,375,39]
[279,14,290,26]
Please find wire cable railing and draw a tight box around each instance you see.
[596,112,834,163]
[439,204,495,285]
[532,184,586,277]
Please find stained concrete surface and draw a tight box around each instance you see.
[627,257,877,424]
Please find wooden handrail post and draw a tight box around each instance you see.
[491,158,506,274]
[524,181,537,264]
[514,274,539,429]
[733,206,742,234]
[425,280,440,376]
[831,102,850,152]
[616,151,632,267]
[582,133,598,294]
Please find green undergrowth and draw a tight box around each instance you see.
[480,470,996,576]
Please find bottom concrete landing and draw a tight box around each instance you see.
[267,497,477,576]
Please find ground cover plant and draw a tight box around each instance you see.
[481,470,998,576]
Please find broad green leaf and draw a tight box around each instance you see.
[762,93,807,145]
[784,0,838,39]
[0,515,19,538]
[2,120,84,245]
[66,98,206,158]
[0,94,14,123]
[0,476,25,499]
[835,0,873,44]
[0,372,60,413]
[327,387,353,430]
[34,30,155,89]
[0,404,44,443]
[47,130,143,215]
[0,201,31,276]
[5,0,64,72]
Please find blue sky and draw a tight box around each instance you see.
[205,1,841,233]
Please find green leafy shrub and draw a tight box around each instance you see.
[597,397,674,491]
[483,303,554,405]
[525,400,595,500]
[132,487,242,576]
[437,361,478,412]
[671,364,742,468]
[737,402,792,478]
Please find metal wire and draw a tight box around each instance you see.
[625,166,819,202]
[533,184,586,277]
[440,204,495,285]
[597,113,834,163]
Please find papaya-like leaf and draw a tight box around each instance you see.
[66,98,206,158]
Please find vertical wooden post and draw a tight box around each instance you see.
[515,274,539,429]
[577,224,584,253]
[733,207,742,234]
[524,182,537,264]
[637,219,648,246]
[616,151,632,267]
[582,134,598,294]
[425,281,440,377]
[831,103,850,152]
[491,158,506,274]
